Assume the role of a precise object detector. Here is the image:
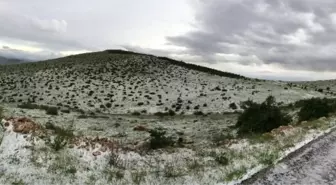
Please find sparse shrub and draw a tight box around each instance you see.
[108,151,124,169]
[236,96,291,135]
[229,103,237,110]
[193,111,204,116]
[45,106,58,115]
[11,179,25,185]
[212,133,234,145]
[132,111,141,116]
[168,109,176,116]
[154,112,166,117]
[0,106,3,119]
[214,153,229,165]
[65,166,77,175]
[18,103,59,115]
[60,109,70,113]
[106,103,112,108]
[45,123,74,151]
[48,135,68,151]
[298,98,334,122]
[148,128,174,149]
[18,102,40,109]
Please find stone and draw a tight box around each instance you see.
[92,151,101,156]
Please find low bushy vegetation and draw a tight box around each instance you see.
[148,128,174,149]
[236,96,291,135]
[48,135,68,151]
[214,153,229,165]
[0,106,3,119]
[45,122,74,151]
[131,111,141,116]
[45,106,58,115]
[153,110,176,117]
[193,111,205,116]
[297,98,336,122]
[18,103,58,115]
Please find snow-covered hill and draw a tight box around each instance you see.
[0,50,329,114]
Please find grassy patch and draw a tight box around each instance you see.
[163,163,185,178]
[11,179,25,185]
[131,170,146,185]
[255,149,280,165]
[186,158,204,174]
[45,123,74,151]
[247,133,275,144]
[47,152,78,175]
[224,167,247,182]
[214,153,229,166]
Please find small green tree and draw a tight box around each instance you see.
[236,96,291,135]
[298,98,333,122]
[148,129,174,149]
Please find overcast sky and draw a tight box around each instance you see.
[1,0,336,81]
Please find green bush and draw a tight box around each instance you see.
[168,109,176,116]
[193,111,204,116]
[214,153,229,165]
[229,103,238,110]
[236,96,291,135]
[148,129,174,149]
[0,106,3,119]
[18,103,58,115]
[298,98,335,122]
[45,123,74,151]
[10,179,25,185]
[48,135,68,151]
[154,110,176,117]
[132,111,141,116]
[45,107,58,115]
[18,102,40,109]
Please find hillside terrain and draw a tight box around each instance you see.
[0,50,330,115]
[0,50,335,185]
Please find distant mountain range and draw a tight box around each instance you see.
[0,55,28,65]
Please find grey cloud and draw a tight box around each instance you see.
[167,0,336,71]
[0,46,62,61]
[0,12,89,51]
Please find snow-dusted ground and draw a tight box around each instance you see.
[0,51,331,115]
[0,51,336,184]
[245,128,336,185]
[0,105,335,185]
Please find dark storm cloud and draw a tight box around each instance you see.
[167,0,336,71]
